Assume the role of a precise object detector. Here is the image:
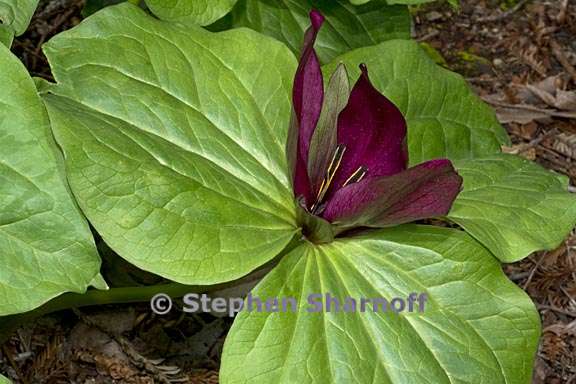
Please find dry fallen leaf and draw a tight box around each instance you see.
[554,133,576,159]
[555,90,576,111]
[482,94,576,124]
[502,144,537,160]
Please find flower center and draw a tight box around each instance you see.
[310,145,368,214]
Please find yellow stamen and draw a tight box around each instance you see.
[311,144,346,212]
[343,166,368,187]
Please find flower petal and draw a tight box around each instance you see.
[291,10,325,204]
[307,63,350,197]
[322,159,463,229]
[330,64,408,193]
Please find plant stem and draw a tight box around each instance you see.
[0,279,258,344]
[34,283,217,314]
[0,235,304,342]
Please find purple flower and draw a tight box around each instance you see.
[288,10,463,234]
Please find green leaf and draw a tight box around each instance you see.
[0,0,39,36]
[0,374,10,384]
[42,3,299,285]
[0,44,102,316]
[82,0,125,17]
[449,154,576,262]
[227,0,411,63]
[145,0,238,26]
[0,23,13,47]
[221,225,539,384]
[323,39,510,164]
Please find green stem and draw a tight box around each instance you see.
[30,283,218,314]
[0,283,216,343]
[0,235,304,342]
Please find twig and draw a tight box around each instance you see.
[1,345,25,384]
[538,304,576,317]
[507,130,558,155]
[508,271,531,281]
[538,145,576,173]
[477,0,531,22]
[523,252,547,290]
[561,286,576,309]
[550,39,576,84]
[11,40,44,60]
[466,77,495,83]
[481,97,576,119]
[557,0,570,24]
[417,30,440,42]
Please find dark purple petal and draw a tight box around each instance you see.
[291,10,325,204]
[330,64,408,193]
[287,110,311,206]
[322,159,463,228]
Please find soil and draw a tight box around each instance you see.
[1,0,575,382]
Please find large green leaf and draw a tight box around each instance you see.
[449,154,576,263]
[0,375,10,384]
[227,0,410,63]
[323,40,510,164]
[41,3,299,285]
[0,0,38,36]
[145,0,238,26]
[0,44,103,316]
[221,225,539,384]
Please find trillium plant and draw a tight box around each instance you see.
[0,1,575,383]
[290,11,462,241]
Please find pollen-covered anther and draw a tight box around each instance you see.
[343,166,368,187]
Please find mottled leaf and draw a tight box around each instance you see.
[42,3,299,285]
[221,225,539,384]
[0,23,12,47]
[145,0,238,26]
[0,0,38,36]
[449,154,576,262]
[0,44,103,316]
[227,0,411,63]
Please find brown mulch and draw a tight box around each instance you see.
[1,0,575,383]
